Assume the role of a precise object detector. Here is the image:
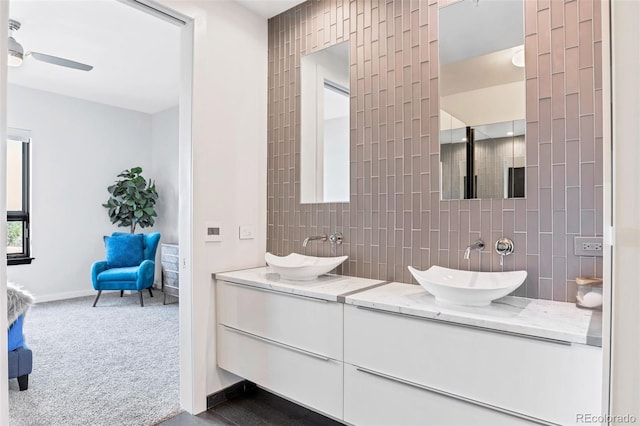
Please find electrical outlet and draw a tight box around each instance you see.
[574,237,603,257]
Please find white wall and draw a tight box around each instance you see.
[6,84,153,301]
[609,0,640,421]
[151,105,179,245]
[1,3,9,423]
[156,0,268,413]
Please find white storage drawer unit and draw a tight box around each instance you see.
[217,280,343,359]
[216,279,344,420]
[344,305,601,425]
[218,324,343,419]
[344,363,536,426]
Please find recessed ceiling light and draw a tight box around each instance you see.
[512,48,525,68]
[507,131,514,136]
[462,137,467,142]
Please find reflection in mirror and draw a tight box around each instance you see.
[439,0,525,200]
[300,41,350,204]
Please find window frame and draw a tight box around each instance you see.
[7,132,33,265]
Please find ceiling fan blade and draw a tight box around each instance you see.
[29,52,93,71]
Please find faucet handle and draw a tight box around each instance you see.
[495,237,514,266]
[329,232,343,245]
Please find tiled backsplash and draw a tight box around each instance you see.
[267,0,603,302]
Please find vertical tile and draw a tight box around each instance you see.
[553,164,566,210]
[581,163,595,210]
[537,8,551,55]
[539,53,552,99]
[266,0,600,303]
[525,0,538,36]
[564,1,578,48]
[539,143,552,188]
[550,0,564,29]
[552,118,565,163]
[525,35,538,81]
[552,74,565,120]
[565,47,579,95]
[527,211,539,254]
[580,114,595,162]
[539,188,552,232]
[526,78,539,122]
[566,94,580,140]
[539,98,552,142]
[579,68,595,115]
[526,255,540,298]
[553,211,566,256]
[552,257,567,301]
[539,278,553,300]
[578,20,594,68]
[566,187,581,234]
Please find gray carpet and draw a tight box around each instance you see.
[8,291,180,426]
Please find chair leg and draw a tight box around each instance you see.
[148,288,154,297]
[92,291,102,307]
[17,374,29,391]
[139,291,144,307]
[120,290,124,297]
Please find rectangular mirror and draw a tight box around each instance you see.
[439,0,525,200]
[300,41,350,204]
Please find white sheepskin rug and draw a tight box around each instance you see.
[7,282,34,326]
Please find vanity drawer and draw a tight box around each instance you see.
[216,280,343,359]
[344,305,601,425]
[344,363,536,426]
[218,324,343,420]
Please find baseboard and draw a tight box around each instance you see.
[34,289,97,303]
[206,380,257,409]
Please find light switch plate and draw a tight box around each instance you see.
[239,225,254,240]
[205,222,222,242]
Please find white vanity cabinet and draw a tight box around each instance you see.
[214,269,602,426]
[216,280,344,420]
[343,305,602,426]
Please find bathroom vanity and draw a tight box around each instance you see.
[214,268,602,426]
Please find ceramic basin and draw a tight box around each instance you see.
[407,265,527,307]
[265,252,348,281]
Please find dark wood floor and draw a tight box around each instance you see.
[158,388,341,426]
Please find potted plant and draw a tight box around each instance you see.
[102,167,158,233]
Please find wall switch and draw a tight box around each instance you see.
[239,225,254,240]
[205,222,222,242]
[574,237,603,257]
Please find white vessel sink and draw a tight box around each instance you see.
[265,252,348,281]
[407,265,527,307]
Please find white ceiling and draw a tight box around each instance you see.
[235,0,304,19]
[7,0,305,115]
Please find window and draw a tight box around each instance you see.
[6,131,32,265]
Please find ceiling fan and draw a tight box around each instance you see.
[8,19,93,71]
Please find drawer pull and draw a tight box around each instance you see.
[355,306,571,346]
[355,367,556,426]
[222,280,330,304]
[222,325,331,362]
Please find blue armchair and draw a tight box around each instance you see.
[91,232,161,307]
[8,315,32,391]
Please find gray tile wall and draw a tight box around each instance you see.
[267,0,603,302]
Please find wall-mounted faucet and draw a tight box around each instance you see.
[302,232,343,248]
[464,239,485,260]
[302,234,327,247]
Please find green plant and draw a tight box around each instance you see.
[6,221,22,248]
[103,167,158,233]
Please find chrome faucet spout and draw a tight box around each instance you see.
[463,239,485,260]
[302,234,328,247]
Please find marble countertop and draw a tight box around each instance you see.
[214,267,387,302]
[345,282,601,346]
